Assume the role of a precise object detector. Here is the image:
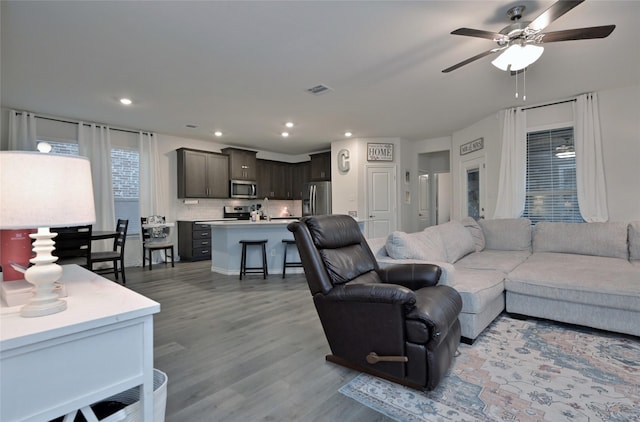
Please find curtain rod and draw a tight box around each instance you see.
[14,111,152,136]
[521,98,576,111]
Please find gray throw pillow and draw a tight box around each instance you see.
[461,216,485,252]
[437,220,476,263]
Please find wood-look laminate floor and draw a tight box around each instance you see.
[122,261,392,422]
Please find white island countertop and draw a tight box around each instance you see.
[200,219,299,227]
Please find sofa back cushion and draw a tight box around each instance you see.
[630,221,640,261]
[385,229,446,262]
[534,221,629,259]
[478,218,532,251]
[437,220,476,263]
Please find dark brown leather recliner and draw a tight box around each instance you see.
[288,214,462,391]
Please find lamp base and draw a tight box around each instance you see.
[21,296,67,317]
[20,227,67,318]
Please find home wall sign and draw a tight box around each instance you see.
[460,137,484,156]
[337,149,350,173]
[367,143,394,161]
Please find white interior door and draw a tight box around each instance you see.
[366,165,396,238]
[461,156,485,220]
[418,174,430,230]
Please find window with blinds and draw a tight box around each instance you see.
[37,140,141,234]
[523,127,583,224]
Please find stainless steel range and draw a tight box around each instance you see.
[223,205,251,220]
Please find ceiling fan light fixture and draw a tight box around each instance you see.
[491,44,544,71]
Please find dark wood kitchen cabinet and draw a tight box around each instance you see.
[310,151,331,181]
[177,148,228,198]
[178,221,212,261]
[257,159,292,199]
[221,147,257,181]
[291,161,310,200]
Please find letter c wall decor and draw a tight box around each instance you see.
[337,149,350,173]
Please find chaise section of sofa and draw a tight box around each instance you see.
[505,221,640,337]
[367,218,533,342]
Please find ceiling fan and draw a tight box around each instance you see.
[442,0,615,73]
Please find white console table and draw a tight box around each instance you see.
[0,265,160,422]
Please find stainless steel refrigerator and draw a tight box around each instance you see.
[302,181,332,216]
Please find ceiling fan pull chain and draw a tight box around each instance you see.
[523,67,527,101]
[515,69,519,99]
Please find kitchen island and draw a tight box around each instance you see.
[200,219,303,276]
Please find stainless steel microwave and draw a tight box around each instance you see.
[230,180,257,199]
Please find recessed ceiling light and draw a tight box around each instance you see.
[119,98,132,105]
[285,122,294,128]
[281,132,289,138]
[214,131,223,137]
[344,131,353,137]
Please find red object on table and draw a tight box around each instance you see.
[0,229,34,281]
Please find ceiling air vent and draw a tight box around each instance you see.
[306,84,333,95]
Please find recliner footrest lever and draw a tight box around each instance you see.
[366,352,408,364]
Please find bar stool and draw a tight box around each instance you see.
[239,240,268,280]
[282,239,303,278]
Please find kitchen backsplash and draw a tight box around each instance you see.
[175,198,302,221]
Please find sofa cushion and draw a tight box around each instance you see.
[629,221,640,261]
[367,236,389,261]
[455,250,531,273]
[534,221,629,259]
[448,269,505,314]
[479,218,532,251]
[385,230,446,262]
[461,217,485,252]
[437,220,476,263]
[505,252,640,312]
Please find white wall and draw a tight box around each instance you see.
[452,113,501,220]
[598,85,640,221]
[448,83,640,222]
[331,137,410,234]
[331,138,361,217]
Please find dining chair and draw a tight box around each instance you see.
[141,216,175,270]
[90,219,129,284]
[52,225,93,269]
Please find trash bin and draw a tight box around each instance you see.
[100,368,168,422]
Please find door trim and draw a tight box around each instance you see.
[460,155,485,220]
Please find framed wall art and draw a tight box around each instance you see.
[367,143,393,161]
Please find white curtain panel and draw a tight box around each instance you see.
[78,123,116,240]
[8,110,37,151]
[139,132,169,263]
[139,132,164,217]
[493,108,527,219]
[574,93,609,222]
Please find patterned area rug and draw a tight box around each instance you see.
[339,315,640,421]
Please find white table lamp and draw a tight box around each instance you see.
[0,151,96,317]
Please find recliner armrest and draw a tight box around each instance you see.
[377,263,442,290]
[324,283,417,308]
[405,285,462,345]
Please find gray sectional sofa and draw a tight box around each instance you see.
[367,218,640,342]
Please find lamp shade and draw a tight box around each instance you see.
[0,151,96,229]
[491,44,544,72]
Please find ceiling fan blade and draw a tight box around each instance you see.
[442,49,499,73]
[451,28,507,42]
[538,25,616,43]
[528,0,585,32]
